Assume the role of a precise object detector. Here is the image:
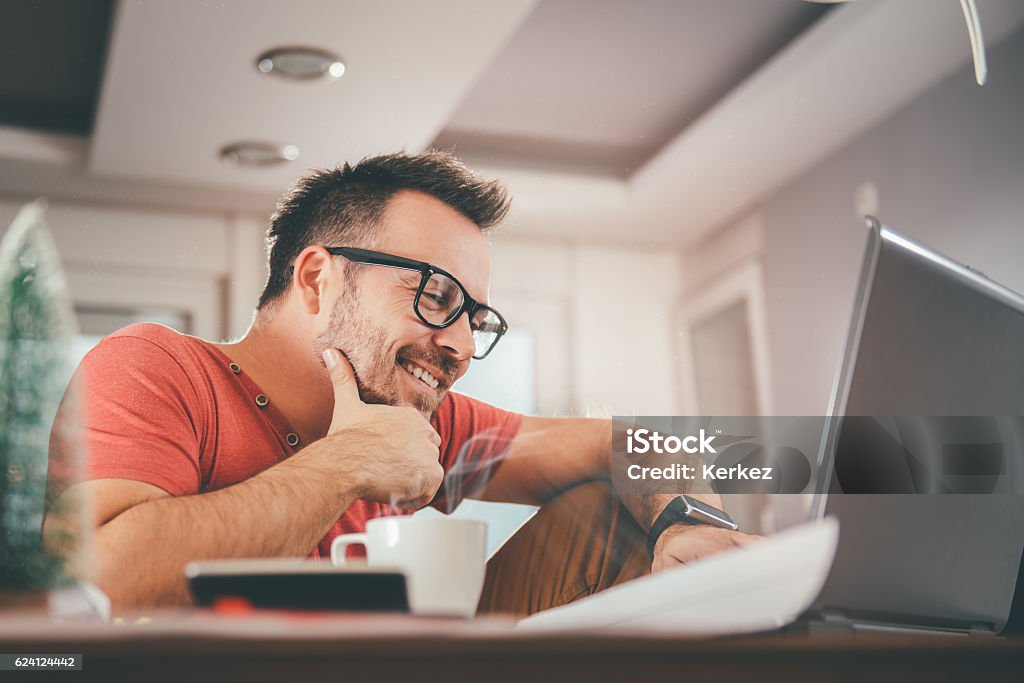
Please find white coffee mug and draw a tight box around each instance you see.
[330,516,487,618]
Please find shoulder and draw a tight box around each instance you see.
[432,391,523,438]
[79,323,214,400]
[92,323,211,368]
[433,391,493,422]
[104,322,192,352]
[431,392,523,490]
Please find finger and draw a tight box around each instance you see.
[427,427,442,448]
[322,348,364,408]
[395,494,430,511]
[731,532,765,547]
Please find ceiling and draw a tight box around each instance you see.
[0,0,113,135]
[1,0,1022,245]
[436,0,827,176]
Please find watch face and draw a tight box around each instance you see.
[682,495,738,530]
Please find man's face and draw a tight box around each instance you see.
[313,190,493,418]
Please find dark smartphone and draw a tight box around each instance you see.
[185,559,409,612]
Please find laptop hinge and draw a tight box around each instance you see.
[803,612,857,635]
[812,610,994,637]
[968,623,998,638]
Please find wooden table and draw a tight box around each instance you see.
[1,613,1022,682]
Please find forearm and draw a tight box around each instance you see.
[479,416,612,505]
[480,416,722,531]
[93,439,365,609]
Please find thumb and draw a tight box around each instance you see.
[323,348,364,408]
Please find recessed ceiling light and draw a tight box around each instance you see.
[219,142,300,168]
[255,46,346,81]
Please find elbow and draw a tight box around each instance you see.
[88,519,192,612]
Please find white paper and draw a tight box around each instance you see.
[517,517,839,636]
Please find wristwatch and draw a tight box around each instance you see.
[646,495,738,556]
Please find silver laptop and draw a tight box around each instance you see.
[806,219,1024,636]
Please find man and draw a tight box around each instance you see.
[45,151,754,612]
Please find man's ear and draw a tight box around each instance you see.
[291,246,335,315]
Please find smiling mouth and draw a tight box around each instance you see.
[400,360,441,391]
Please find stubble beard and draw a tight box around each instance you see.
[314,290,452,416]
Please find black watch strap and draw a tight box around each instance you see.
[646,495,738,556]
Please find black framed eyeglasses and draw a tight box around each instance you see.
[325,247,508,360]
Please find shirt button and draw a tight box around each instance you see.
[255,394,269,407]
[286,433,300,447]
[229,362,241,375]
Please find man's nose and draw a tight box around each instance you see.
[432,311,475,362]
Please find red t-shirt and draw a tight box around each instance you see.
[53,323,522,558]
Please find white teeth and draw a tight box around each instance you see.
[402,362,439,390]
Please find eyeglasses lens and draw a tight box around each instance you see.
[471,308,503,358]
[417,272,464,325]
[416,271,504,358]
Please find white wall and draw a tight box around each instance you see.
[225,214,271,340]
[753,25,1024,415]
[489,237,681,416]
[571,245,680,415]
[0,198,248,341]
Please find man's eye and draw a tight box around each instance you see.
[422,291,448,308]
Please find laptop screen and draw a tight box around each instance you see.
[810,221,1024,633]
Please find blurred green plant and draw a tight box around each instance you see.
[0,201,81,592]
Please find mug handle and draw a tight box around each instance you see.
[330,533,368,565]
